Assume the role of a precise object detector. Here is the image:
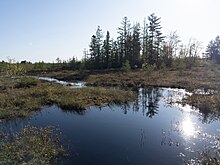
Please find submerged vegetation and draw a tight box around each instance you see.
[0,126,64,164]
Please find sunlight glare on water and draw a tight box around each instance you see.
[182,115,196,138]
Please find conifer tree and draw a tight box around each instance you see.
[148,13,164,67]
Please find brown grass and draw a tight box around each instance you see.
[0,77,135,119]
[85,67,220,91]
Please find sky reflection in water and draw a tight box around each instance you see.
[1,87,219,164]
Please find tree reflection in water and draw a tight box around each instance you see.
[133,87,162,118]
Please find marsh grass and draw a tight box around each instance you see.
[0,77,135,119]
[15,76,39,88]
[182,93,220,122]
[0,126,64,165]
[84,66,220,91]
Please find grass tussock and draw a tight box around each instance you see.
[0,126,64,165]
[0,77,135,119]
[15,76,39,88]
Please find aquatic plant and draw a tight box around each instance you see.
[0,126,64,164]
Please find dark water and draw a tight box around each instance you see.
[1,87,220,165]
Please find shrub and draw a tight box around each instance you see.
[122,60,131,72]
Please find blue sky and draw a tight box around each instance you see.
[0,0,219,62]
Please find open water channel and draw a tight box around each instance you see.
[1,78,219,164]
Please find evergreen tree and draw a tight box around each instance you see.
[131,23,141,68]
[111,40,120,68]
[89,35,97,69]
[148,13,164,67]
[206,36,220,63]
[142,18,149,63]
[89,26,103,69]
[103,31,112,69]
[117,17,132,66]
[95,26,103,69]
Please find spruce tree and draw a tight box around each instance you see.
[103,31,111,69]
[148,13,164,67]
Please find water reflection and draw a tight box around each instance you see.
[181,115,196,138]
[135,87,162,118]
[1,87,220,164]
[36,76,85,88]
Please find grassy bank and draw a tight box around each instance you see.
[32,64,220,91]
[182,93,220,122]
[86,67,220,91]
[0,76,135,119]
[0,126,64,164]
[31,65,220,123]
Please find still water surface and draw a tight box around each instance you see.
[1,87,220,164]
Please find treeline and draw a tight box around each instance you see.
[0,57,81,75]
[1,13,220,74]
[82,13,203,71]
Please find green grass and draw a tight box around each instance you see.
[0,126,64,165]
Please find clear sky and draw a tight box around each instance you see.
[0,0,219,62]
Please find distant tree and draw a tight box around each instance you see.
[82,48,89,68]
[206,36,220,63]
[142,18,149,63]
[20,60,28,64]
[102,31,112,69]
[95,26,103,69]
[56,57,62,63]
[167,31,181,58]
[111,40,120,68]
[148,13,164,67]
[89,35,97,69]
[162,31,181,67]
[131,23,141,68]
[117,17,132,66]
[181,38,202,68]
[89,26,103,69]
